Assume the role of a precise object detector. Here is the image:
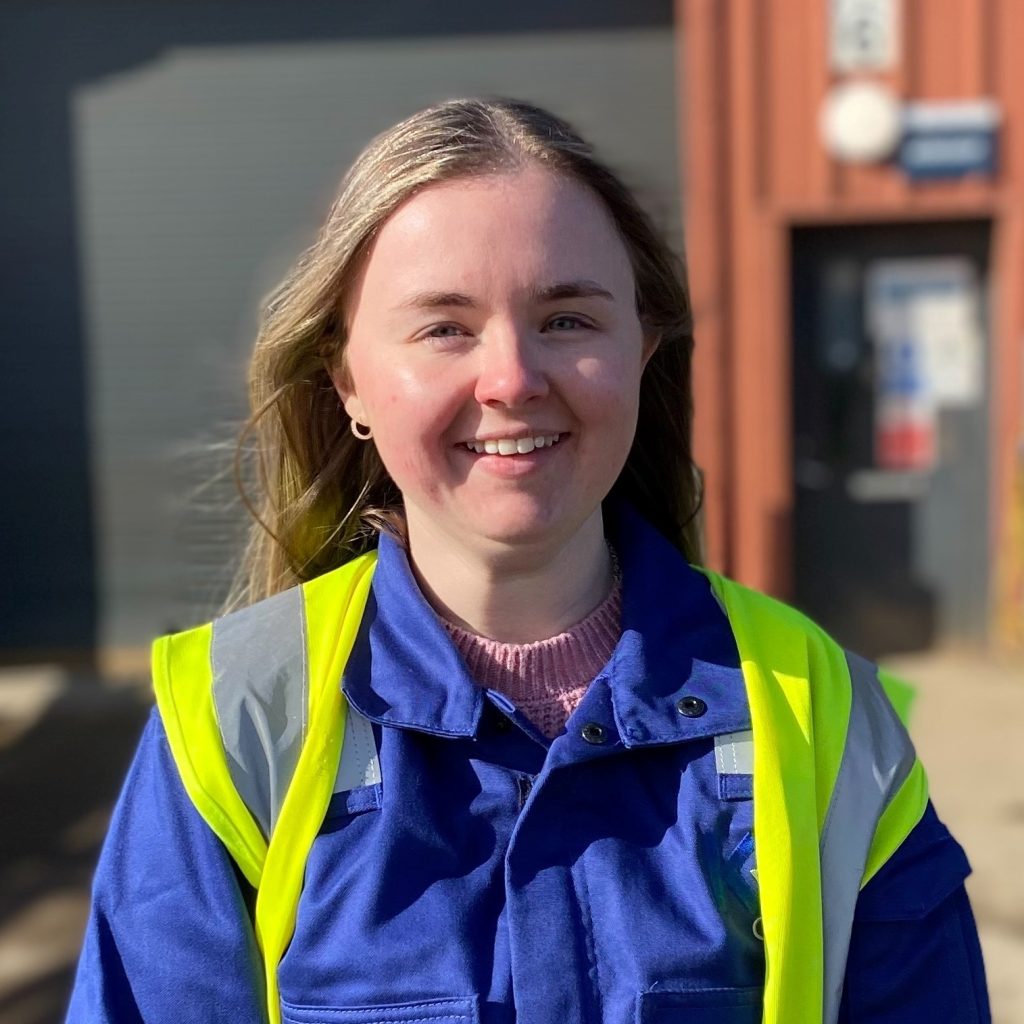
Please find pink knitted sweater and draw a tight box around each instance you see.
[443,581,623,739]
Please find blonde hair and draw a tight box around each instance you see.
[230,98,700,608]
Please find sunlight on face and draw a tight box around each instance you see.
[333,164,654,561]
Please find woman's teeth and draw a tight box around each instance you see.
[463,433,562,456]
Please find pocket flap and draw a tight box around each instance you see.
[637,986,761,1023]
[282,995,478,1024]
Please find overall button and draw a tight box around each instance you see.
[581,722,607,745]
[676,695,708,718]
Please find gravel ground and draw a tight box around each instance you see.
[0,649,1021,1023]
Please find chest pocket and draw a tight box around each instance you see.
[638,986,762,1023]
[280,995,479,1024]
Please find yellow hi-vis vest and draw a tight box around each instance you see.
[151,552,928,1024]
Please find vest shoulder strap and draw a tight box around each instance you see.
[152,555,378,867]
[152,619,268,888]
[252,552,377,1024]
[153,551,377,1024]
[701,569,928,1024]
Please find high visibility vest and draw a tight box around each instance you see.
[151,552,927,1024]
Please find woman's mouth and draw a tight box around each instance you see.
[460,433,565,456]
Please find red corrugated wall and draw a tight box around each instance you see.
[680,0,1024,645]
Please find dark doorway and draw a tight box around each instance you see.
[791,220,991,658]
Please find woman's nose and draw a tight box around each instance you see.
[473,329,549,408]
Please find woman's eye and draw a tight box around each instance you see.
[419,323,470,347]
[426,323,466,338]
[546,315,588,332]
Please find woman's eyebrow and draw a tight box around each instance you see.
[396,280,614,312]
[530,280,615,303]
[397,290,476,311]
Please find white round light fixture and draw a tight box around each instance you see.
[819,80,902,163]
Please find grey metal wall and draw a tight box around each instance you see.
[2,2,680,659]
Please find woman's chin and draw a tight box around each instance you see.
[462,500,610,559]
[453,500,570,550]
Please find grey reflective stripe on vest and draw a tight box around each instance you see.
[820,651,917,1024]
[211,586,381,838]
[211,588,308,838]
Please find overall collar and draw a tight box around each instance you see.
[600,503,750,749]
[342,506,750,746]
[342,531,486,737]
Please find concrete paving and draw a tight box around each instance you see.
[0,651,1021,1023]
[886,648,1024,1024]
[0,667,151,1024]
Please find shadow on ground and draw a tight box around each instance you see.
[0,672,151,1024]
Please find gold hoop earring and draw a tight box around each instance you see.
[350,419,373,441]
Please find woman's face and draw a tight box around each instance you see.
[334,164,655,559]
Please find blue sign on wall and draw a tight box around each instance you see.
[899,100,1000,181]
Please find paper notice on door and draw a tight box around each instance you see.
[873,329,937,470]
[909,291,983,407]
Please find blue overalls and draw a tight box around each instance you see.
[67,508,988,1023]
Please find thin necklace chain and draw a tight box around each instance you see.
[607,541,623,584]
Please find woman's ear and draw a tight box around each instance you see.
[326,358,368,426]
[641,329,661,369]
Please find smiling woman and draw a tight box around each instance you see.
[231,100,699,620]
[67,99,989,1024]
